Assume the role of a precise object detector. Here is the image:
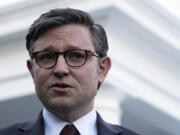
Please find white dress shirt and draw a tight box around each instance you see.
[43,108,97,135]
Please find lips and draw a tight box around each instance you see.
[49,82,73,93]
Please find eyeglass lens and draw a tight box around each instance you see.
[35,49,88,68]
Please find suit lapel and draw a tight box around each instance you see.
[17,111,123,135]
[96,112,122,135]
[18,112,44,135]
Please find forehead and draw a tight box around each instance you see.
[33,24,95,51]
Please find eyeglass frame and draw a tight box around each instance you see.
[31,49,100,69]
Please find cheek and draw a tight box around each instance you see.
[33,69,50,93]
[74,66,99,94]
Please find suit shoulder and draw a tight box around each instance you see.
[107,123,139,135]
[0,121,30,135]
[96,112,139,135]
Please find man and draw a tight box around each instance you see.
[0,8,139,135]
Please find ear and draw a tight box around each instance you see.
[98,57,111,83]
[27,59,34,79]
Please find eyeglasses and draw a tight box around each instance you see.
[32,49,100,69]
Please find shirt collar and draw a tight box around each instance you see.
[73,109,97,135]
[43,108,97,135]
[43,108,68,135]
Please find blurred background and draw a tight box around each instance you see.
[0,0,180,134]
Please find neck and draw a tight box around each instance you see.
[46,103,94,122]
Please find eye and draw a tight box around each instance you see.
[37,51,56,62]
[67,51,86,60]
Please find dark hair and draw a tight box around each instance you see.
[26,8,108,58]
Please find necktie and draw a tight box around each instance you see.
[60,124,78,135]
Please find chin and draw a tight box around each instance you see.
[46,99,74,111]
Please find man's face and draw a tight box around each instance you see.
[27,24,111,117]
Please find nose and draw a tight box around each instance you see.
[53,55,69,77]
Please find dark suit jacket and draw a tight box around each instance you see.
[0,112,139,135]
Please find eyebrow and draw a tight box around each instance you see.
[40,46,55,51]
[39,45,85,52]
[66,45,83,50]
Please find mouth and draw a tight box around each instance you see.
[50,82,73,93]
